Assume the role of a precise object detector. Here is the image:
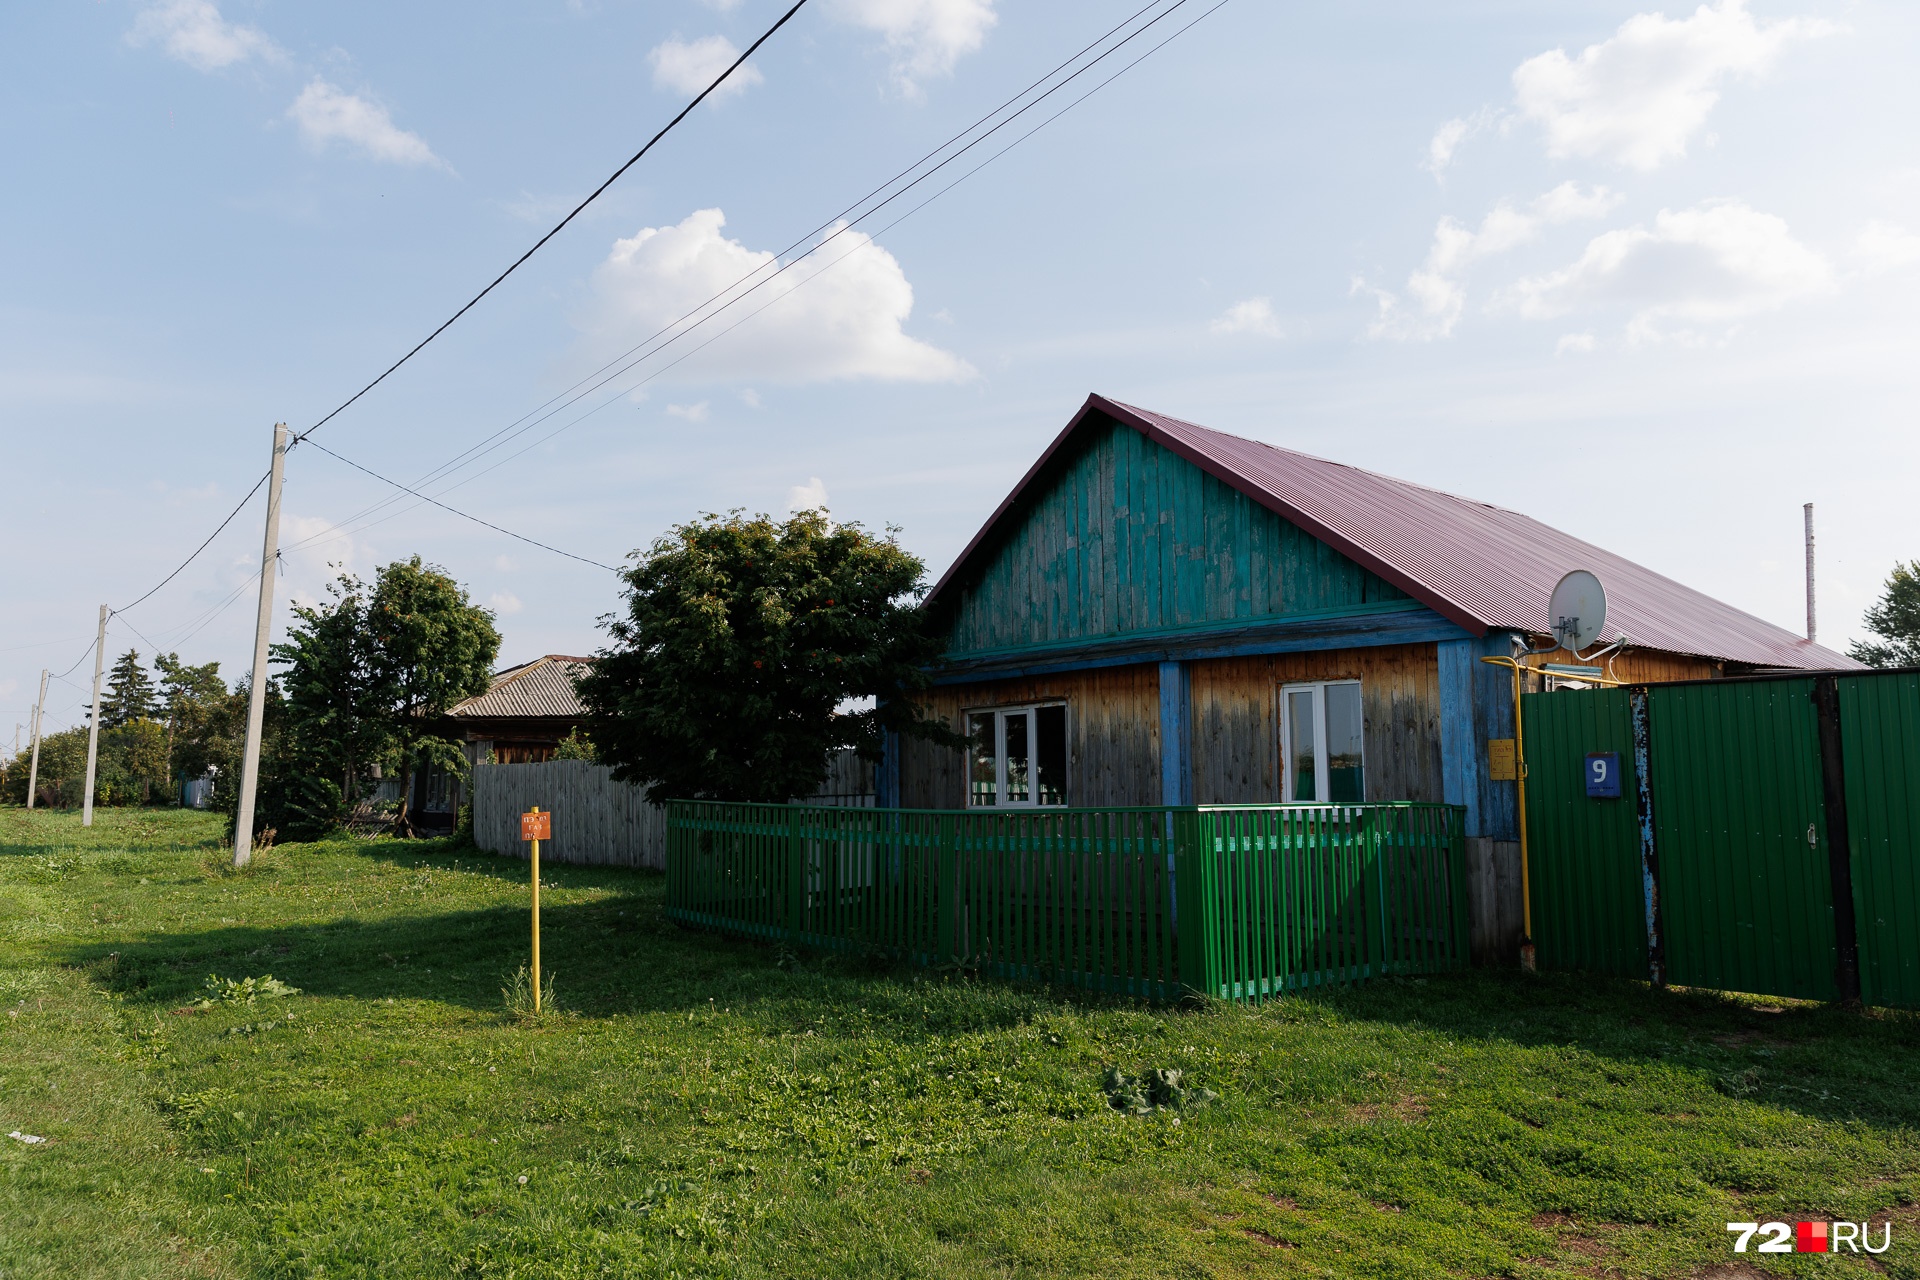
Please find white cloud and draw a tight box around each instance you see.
[1507,201,1833,343]
[739,388,762,408]
[1556,332,1598,356]
[493,555,517,572]
[666,401,711,422]
[279,515,366,609]
[1209,297,1282,338]
[1512,0,1834,171]
[1422,107,1502,176]
[788,477,830,513]
[702,0,744,9]
[830,0,997,95]
[288,80,447,169]
[1854,221,1920,272]
[582,208,971,384]
[489,591,524,615]
[647,35,764,99]
[128,0,279,72]
[1366,183,1620,339]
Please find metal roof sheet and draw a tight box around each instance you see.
[448,655,593,720]
[929,394,1857,672]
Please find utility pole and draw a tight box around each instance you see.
[233,422,289,868]
[25,669,47,810]
[81,606,110,826]
[1804,502,1817,645]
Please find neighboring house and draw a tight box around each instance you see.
[881,393,1857,960]
[410,655,593,832]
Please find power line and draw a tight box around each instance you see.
[295,0,813,446]
[114,470,272,614]
[286,0,1228,561]
[300,439,620,572]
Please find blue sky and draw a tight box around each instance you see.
[4,0,1916,739]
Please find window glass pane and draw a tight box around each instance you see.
[1325,682,1365,802]
[1035,705,1067,806]
[1004,711,1031,804]
[968,713,996,807]
[1287,689,1318,802]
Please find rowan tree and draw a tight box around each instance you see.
[578,509,959,805]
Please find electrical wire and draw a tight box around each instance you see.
[299,440,619,572]
[292,0,1234,551]
[114,469,271,614]
[283,0,1226,561]
[325,0,1186,519]
[295,0,813,446]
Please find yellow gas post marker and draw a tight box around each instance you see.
[521,806,551,1013]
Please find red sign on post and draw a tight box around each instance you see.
[521,810,551,841]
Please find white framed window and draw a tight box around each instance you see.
[966,704,1068,807]
[1281,680,1366,803]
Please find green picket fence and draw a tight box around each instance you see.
[665,801,1468,1001]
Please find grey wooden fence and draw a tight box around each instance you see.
[471,752,876,870]
[471,761,667,869]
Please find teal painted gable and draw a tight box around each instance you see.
[940,415,1411,656]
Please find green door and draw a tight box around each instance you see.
[1838,672,1920,1009]
[1523,689,1647,979]
[1650,680,1838,1001]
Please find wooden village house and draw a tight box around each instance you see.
[408,655,594,832]
[879,394,1853,962]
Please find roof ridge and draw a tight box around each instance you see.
[1105,398,1526,516]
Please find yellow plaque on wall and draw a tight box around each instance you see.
[1488,738,1517,781]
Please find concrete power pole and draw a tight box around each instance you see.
[25,669,47,810]
[1804,502,1817,645]
[81,605,109,827]
[233,422,289,868]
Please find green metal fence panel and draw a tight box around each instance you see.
[1838,672,1920,1009]
[1521,690,1648,979]
[1648,680,1838,1001]
[666,800,1468,1001]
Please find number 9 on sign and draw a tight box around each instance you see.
[1585,752,1621,799]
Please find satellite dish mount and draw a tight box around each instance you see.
[1549,570,1609,659]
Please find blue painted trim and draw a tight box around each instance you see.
[1438,638,1480,837]
[876,729,900,809]
[1471,631,1520,841]
[934,606,1473,684]
[946,598,1427,665]
[1159,661,1192,807]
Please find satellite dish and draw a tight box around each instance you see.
[1550,570,1607,654]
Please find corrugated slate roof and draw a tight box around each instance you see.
[448,655,593,720]
[929,394,1856,671]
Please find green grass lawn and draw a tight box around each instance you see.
[3,806,1918,1279]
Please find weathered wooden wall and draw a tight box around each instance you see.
[473,752,877,867]
[903,645,1444,809]
[1189,642,1443,804]
[472,760,666,869]
[899,664,1162,809]
[941,414,1409,656]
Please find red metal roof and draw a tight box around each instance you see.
[929,394,1857,671]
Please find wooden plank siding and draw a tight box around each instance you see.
[940,416,1410,656]
[898,665,1162,809]
[1522,645,1723,688]
[1190,643,1444,805]
[899,646,1445,810]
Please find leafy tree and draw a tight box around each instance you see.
[368,556,500,834]
[155,653,229,784]
[272,574,396,812]
[100,649,158,728]
[552,729,597,762]
[579,509,959,804]
[1850,561,1920,669]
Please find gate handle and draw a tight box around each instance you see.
[1807,823,1818,848]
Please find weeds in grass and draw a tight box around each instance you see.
[500,964,558,1019]
[1102,1066,1219,1116]
[195,973,301,1007]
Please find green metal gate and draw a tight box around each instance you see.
[1649,680,1837,1001]
[1839,672,1920,1008]
[1522,668,1920,1009]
